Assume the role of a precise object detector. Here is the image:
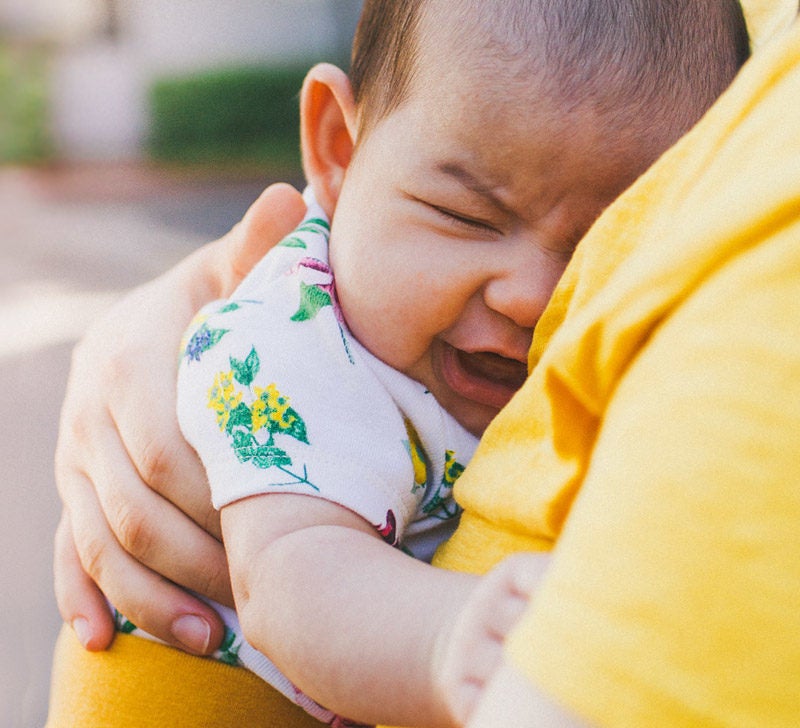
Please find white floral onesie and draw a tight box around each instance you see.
[115,190,478,725]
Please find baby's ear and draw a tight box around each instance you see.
[299,63,357,218]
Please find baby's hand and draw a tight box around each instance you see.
[436,552,552,726]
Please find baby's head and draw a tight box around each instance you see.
[300,0,748,435]
[348,0,749,160]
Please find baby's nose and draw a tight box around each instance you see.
[482,267,555,331]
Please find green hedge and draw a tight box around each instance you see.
[148,65,308,170]
[0,44,52,163]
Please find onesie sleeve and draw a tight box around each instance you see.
[504,234,800,726]
[176,233,422,543]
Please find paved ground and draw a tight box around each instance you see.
[0,163,295,727]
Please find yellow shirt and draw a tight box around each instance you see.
[433,6,800,727]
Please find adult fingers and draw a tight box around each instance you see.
[53,512,116,651]
[91,419,231,605]
[107,388,223,541]
[64,404,232,604]
[224,183,306,290]
[65,467,227,655]
[83,277,223,537]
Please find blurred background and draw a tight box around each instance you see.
[0,1,361,725]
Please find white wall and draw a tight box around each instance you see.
[47,0,362,160]
[0,0,100,42]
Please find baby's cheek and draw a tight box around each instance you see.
[359,301,429,370]
[331,237,447,367]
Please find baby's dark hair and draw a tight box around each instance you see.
[349,0,749,147]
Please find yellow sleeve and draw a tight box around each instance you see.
[501,15,800,726]
[507,223,800,727]
[741,0,798,47]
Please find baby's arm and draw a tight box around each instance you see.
[223,492,476,728]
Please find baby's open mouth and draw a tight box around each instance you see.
[440,343,528,409]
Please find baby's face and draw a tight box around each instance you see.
[329,17,650,436]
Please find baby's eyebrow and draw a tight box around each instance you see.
[434,160,510,213]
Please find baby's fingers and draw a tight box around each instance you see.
[439,553,552,726]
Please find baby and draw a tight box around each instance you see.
[85,0,749,726]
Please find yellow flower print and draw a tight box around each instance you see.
[403,419,428,492]
[251,397,268,433]
[443,449,465,487]
[207,370,242,431]
[205,346,312,486]
[421,449,464,521]
[254,383,296,431]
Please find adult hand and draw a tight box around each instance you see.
[54,183,305,654]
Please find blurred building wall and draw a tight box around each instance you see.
[1,0,362,161]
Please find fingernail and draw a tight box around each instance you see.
[72,617,91,649]
[171,614,211,654]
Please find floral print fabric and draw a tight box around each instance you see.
[133,189,480,720]
[177,190,478,558]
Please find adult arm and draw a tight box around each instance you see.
[54,183,306,653]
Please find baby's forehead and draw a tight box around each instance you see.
[411,0,592,116]
[362,0,744,179]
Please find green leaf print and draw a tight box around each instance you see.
[231,431,292,468]
[297,217,330,233]
[217,627,241,666]
[281,406,309,444]
[291,281,332,322]
[278,235,307,249]
[252,444,293,469]
[231,430,257,461]
[230,347,260,387]
[278,219,329,248]
[114,609,137,634]
[225,402,253,434]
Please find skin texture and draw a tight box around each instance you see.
[465,659,587,728]
[327,17,639,436]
